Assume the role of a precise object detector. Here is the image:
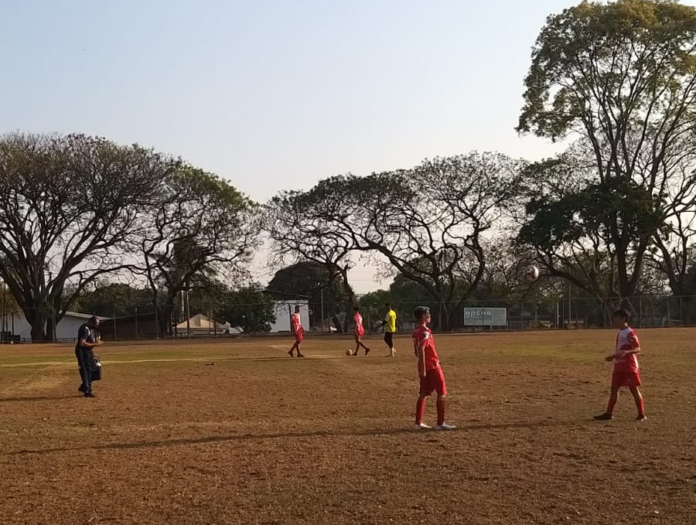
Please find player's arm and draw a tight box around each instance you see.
[622,333,641,355]
[79,333,101,349]
[417,341,427,379]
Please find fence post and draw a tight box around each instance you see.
[638,296,643,328]
[680,297,684,326]
[113,306,117,342]
[155,304,160,340]
[135,306,139,339]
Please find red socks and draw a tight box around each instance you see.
[635,397,645,416]
[415,398,426,425]
[437,398,446,426]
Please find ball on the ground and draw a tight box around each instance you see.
[345,349,352,356]
[524,265,540,282]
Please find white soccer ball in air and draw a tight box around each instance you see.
[524,265,540,282]
[346,349,353,356]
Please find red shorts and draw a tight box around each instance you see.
[612,369,641,388]
[354,331,364,340]
[295,331,304,343]
[419,367,447,396]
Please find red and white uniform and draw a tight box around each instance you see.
[354,312,365,337]
[291,313,304,343]
[612,327,641,388]
[412,325,447,396]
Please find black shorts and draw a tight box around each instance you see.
[384,332,394,347]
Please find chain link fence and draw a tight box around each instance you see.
[1,295,694,343]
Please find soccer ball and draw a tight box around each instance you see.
[524,265,540,282]
[345,349,353,356]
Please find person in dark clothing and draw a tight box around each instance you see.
[76,316,102,398]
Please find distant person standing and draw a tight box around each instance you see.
[76,316,102,398]
[351,306,370,356]
[288,305,305,358]
[379,303,397,357]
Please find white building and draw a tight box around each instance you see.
[2,311,104,342]
[271,300,310,333]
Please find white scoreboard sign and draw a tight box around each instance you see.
[464,308,507,327]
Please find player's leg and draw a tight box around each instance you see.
[595,384,620,420]
[76,348,93,397]
[288,342,298,357]
[629,386,646,420]
[434,369,455,430]
[75,347,86,393]
[415,393,428,428]
[356,335,370,355]
[385,332,395,357]
[296,342,304,358]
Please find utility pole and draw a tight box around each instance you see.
[186,289,191,338]
[320,288,325,333]
[568,282,572,329]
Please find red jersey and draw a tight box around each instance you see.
[412,324,439,371]
[291,313,303,335]
[614,327,640,373]
[354,312,364,336]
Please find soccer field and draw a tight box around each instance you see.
[1,331,695,525]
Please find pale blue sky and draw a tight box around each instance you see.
[5,0,688,292]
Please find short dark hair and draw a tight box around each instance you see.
[89,316,99,325]
[294,305,301,311]
[385,303,391,308]
[613,309,630,322]
[354,306,360,312]
[414,306,430,320]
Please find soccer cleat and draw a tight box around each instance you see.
[288,350,295,358]
[414,423,432,430]
[78,385,86,393]
[84,393,96,398]
[365,348,370,356]
[594,413,613,421]
[297,353,305,358]
[636,414,647,421]
[435,423,457,430]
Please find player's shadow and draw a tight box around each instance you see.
[7,419,582,456]
[0,395,77,403]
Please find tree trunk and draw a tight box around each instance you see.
[25,307,48,343]
[158,302,175,337]
[440,302,453,332]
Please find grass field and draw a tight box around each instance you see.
[1,330,695,525]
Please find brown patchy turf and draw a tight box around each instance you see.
[1,330,695,525]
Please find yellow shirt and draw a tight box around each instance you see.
[384,310,397,333]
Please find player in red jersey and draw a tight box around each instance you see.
[412,306,455,430]
[351,306,371,356]
[288,305,305,358]
[595,309,646,421]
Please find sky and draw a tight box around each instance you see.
[5,0,685,294]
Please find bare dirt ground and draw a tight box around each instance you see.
[1,330,695,525]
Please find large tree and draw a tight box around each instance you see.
[267,189,357,330]
[302,153,523,330]
[0,133,175,341]
[141,166,260,337]
[267,261,352,331]
[74,282,152,318]
[214,285,276,334]
[517,0,696,307]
